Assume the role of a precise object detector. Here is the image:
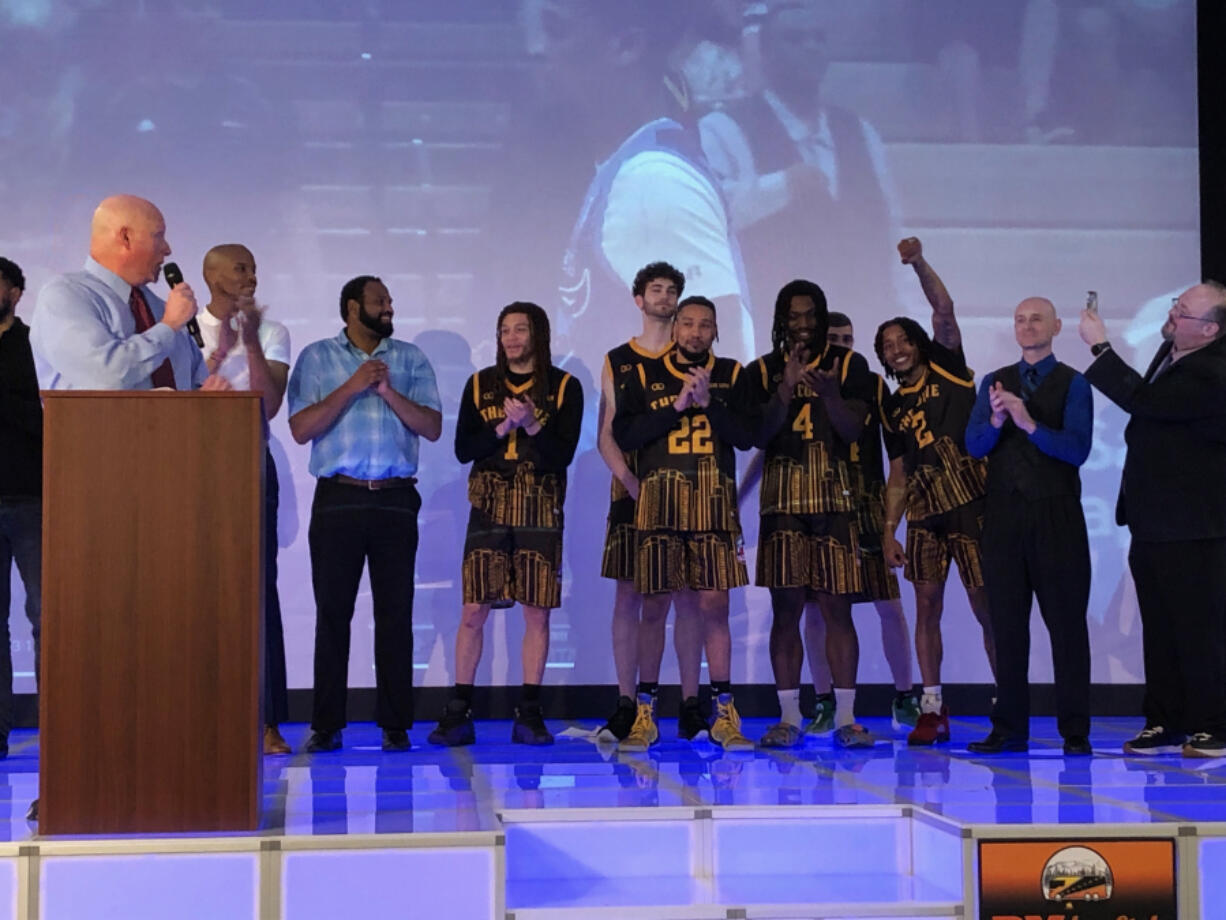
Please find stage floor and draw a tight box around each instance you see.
[2,714,1223,841]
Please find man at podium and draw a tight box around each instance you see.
[30,195,227,392]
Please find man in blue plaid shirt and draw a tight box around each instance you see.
[288,275,442,754]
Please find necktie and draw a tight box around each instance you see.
[1022,366,1039,399]
[129,287,177,390]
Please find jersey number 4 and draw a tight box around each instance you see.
[792,403,814,440]
[668,415,714,455]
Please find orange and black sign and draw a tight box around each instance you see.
[979,838,1176,920]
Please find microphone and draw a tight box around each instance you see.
[164,262,203,349]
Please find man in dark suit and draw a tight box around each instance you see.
[1080,282,1226,757]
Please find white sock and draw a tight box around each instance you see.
[834,688,856,729]
[777,689,802,727]
[921,685,943,715]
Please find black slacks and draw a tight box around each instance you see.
[308,477,421,732]
[1129,536,1226,737]
[264,449,289,725]
[981,491,1091,740]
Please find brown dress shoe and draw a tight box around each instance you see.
[263,724,292,755]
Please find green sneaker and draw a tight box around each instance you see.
[803,693,834,737]
[891,690,921,731]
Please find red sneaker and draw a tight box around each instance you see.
[907,705,950,746]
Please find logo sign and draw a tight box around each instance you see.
[979,838,1176,920]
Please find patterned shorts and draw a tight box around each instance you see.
[601,497,637,581]
[904,498,985,589]
[851,488,901,602]
[461,507,563,609]
[756,512,863,595]
[635,529,748,595]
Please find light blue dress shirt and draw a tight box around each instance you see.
[287,329,441,479]
[31,257,206,390]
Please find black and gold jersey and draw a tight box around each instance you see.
[853,371,890,488]
[603,338,672,503]
[613,350,757,533]
[748,344,873,515]
[455,364,584,528]
[882,341,987,520]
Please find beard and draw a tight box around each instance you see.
[0,294,13,324]
[677,343,710,364]
[359,306,393,338]
[1161,320,1175,342]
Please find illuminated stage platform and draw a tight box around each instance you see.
[0,716,1221,918]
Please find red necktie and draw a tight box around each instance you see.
[129,287,177,389]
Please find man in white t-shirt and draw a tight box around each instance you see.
[199,243,293,755]
[525,0,755,371]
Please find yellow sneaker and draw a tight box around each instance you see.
[710,694,753,752]
[619,696,659,752]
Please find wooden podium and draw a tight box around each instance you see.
[39,391,265,835]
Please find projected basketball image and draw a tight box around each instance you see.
[0,0,1199,695]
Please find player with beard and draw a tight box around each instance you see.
[430,303,583,747]
[596,262,710,746]
[613,296,759,751]
[288,276,443,753]
[875,239,995,746]
[741,281,876,749]
[801,312,919,735]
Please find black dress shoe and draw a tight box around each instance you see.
[1063,736,1093,756]
[967,731,1028,754]
[382,729,411,752]
[304,729,343,753]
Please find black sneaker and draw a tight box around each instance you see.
[1123,725,1185,756]
[1184,732,1226,759]
[512,703,554,746]
[597,695,637,742]
[678,696,709,742]
[382,728,411,752]
[428,700,475,747]
[304,729,342,753]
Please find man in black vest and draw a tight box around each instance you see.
[965,297,1093,756]
[699,0,899,345]
[1081,283,1226,758]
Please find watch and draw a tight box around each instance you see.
[1090,341,1112,357]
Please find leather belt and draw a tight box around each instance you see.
[329,474,418,491]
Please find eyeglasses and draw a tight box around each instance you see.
[1171,299,1216,323]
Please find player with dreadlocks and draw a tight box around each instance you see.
[876,238,995,746]
[740,279,877,748]
[429,302,584,747]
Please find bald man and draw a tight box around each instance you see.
[31,195,226,391]
[964,297,1094,755]
[200,243,293,754]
